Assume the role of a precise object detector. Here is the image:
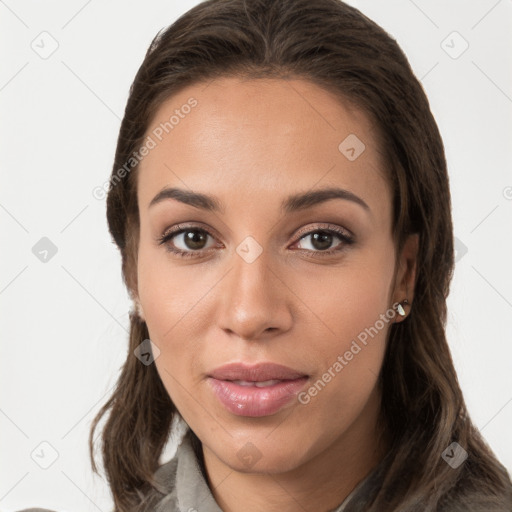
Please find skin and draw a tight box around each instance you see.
[134,77,418,512]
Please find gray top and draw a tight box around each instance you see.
[17,432,384,512]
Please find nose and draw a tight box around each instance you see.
[216,247,293,342]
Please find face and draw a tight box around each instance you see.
[135,77,415,475]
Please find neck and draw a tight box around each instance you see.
[202,386,389,512]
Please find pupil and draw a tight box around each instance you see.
[312,231,332,250]
[185,230,206,250]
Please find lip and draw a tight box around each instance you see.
[207,362,309,417]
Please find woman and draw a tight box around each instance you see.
[19,0,512,511]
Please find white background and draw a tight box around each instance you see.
[1,1,511,510]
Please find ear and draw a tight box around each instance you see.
[133,296,145,322]
[124,230,144,321]
[392,233,419,323]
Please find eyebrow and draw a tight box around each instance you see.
[149,186,370,214]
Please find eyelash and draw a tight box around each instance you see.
[156,223,355,259]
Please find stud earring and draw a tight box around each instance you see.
[397,298,409,317]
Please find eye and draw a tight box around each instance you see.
[157,225,219,258]
[293,225,354,255]
[157,223,354,259]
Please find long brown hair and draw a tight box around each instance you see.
[89,0,512,510]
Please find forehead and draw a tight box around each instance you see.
[137,76,391,220]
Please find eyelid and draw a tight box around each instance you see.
[158,222,222,243]
[293,223,353,241]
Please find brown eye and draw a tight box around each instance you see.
[296,229,352,253]
[158,227,217,257]
[309,231,337,251]
[180,229,210,250]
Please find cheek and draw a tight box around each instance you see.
[137,247,186,364]
[136,243,218,384]
[137,248,209,418]
[308,247,395,354]
[137,243,202,340]
[297,284,391,438]
[300,243,395,401]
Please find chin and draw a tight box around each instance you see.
[208,433,312,475]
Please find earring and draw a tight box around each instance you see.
[397,299,409,317]
[135,300,144,320]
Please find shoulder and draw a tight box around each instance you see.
[437,458,512,512]
[133,453,180,511]
[15,509,57,512]
[153,452,180,494]
[13,460,180,512]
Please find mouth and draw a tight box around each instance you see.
[207,362,309,417]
